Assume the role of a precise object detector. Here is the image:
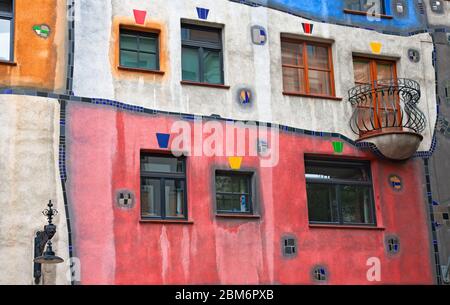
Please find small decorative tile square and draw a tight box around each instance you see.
[385,235,400,255]
[156,133,170,149]
[196,7,209,20]
[133,9,147,25]
[257,139,268,156]
[312,266,327,282]
[281,235,298,258]
[388,175,403,191]
[239,89,252,105]
[332,141,344,154]
[407,49,420,63]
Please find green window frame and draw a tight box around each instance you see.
[0,0,14,62]
[345,0,386,14]
[305,157,377,226]
[140,153,187,220]
[215,171,253,215]
[181,23,224,85]
[119,29,159,71]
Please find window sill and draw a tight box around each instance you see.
[216,214,261,219]
[180,80,231,90]
[140,219,194,224]
[343,9,393,19]
[309,224,385,230]
[0,60,17,66]
[118,66,165,75]
[283,91,343,101]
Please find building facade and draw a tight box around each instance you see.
[0,0,448,285]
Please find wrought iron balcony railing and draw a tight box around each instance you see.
[348,78,426,138]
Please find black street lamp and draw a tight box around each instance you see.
[33,200,64,284]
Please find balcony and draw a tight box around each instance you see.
[348,78,426,160]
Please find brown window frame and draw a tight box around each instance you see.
[281,38,336,99]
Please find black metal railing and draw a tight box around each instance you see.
[348,78,426,137]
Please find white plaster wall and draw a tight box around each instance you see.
[426,1,450,27]
[72,0,437,151]
[0,95,70,285]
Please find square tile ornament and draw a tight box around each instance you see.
[251,25,267,45]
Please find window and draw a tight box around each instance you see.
[119,29,159,71]
[181,23,223,85]
[215,171,253,214]
[281,38,335,97]
[140,154,187,220]
[353,57,399,131]
[305,157,376,226]
[345,0,385,13]
[0,0,13,62]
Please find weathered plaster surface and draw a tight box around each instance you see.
[0,95,69,285]
[72,0,437,152]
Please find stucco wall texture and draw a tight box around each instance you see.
[72,0,437,153]
[0,95,70,285]
[66,102,434,285]
[0,0,67,92]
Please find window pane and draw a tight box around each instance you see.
[305,163,370,182]
[376,63,394,81]
[307,184,339,223]
[141,178,161,217]
[283,67,305,93]
[139,53,157,70]
[308,70,331,95]
[120,50,138,68]
[353,60,371,84]
[0,18,11,61]
[141,155,185,173]
[120,34,138,50]
[216,173,251,213]
[340,185,374,224]
[203,49,222,84]
[140,37,157,53]
[164,180,185,218]
[182,47,200,81]
[216,174,249,194]
[307,45,329,70]
[281,41,303,66]
[217,194,250,213]
[189,28,221,44]
[0,0,12,13]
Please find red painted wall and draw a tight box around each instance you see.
[67,102,434,284]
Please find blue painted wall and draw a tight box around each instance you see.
[233,0,427,35]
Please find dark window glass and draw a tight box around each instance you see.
[181,24,223,84]
[305,157,376,226]
[140,154,187,220]
[0,0,13,61]
[345,0,385,13]
[119,29,159,70]
[215,171,252,214]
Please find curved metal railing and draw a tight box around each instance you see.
[348,78,426,137]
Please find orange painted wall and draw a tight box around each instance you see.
[0,0,67,92]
